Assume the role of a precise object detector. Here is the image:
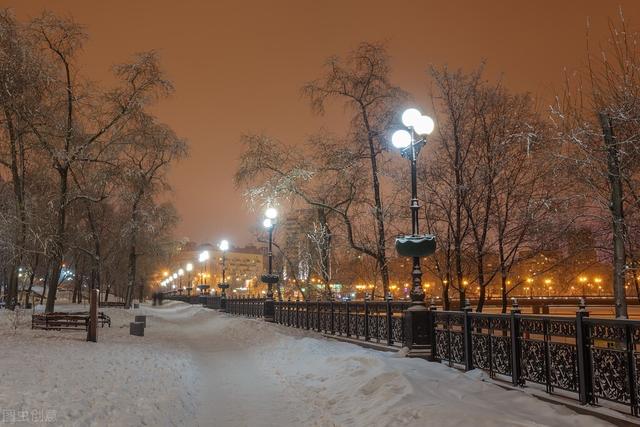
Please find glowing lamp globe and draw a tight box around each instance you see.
[186,263,193,272]
[263,218,273,228]
[265,207,278,219]
[401,108,422,128]
[391,130,411,149]
[219,240,230,251]
[414,115,435,135]
[178,268,184,276]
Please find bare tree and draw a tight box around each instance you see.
[552,12,640,318]
[118,117,187,307]
[22,12,172,312]
[301,42,406,296]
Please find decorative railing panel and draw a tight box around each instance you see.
[227,298,407,348]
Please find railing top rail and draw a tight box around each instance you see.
[583,317,640,326]
[467,312,511,319]
[519,314,575,322]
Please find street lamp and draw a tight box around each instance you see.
[185,263,193,295]
[261,208,279,322]
[178,268,184,291]
[218,239,230,306]
[390,108,436,309]
[199,250,210,286]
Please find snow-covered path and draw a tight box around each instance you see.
[142,303,306,426]
[0,302,625,426]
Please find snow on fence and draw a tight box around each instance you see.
[215,295,640,417]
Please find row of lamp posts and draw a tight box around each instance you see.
[160,263,193,292]
[160,240,230,304]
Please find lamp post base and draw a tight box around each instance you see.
[263,298,275,322]
[403,307,431,358]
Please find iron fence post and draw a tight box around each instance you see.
[346,301,351,337]
[626,323,638,415]
[510,298,522,386]
[462,299,473,371]
[330,300,335,334]
[306,300,310,330]
[386,296,393,346]
[429,298,438,362]
[316,298,321,332]
[576,298,593,405]
[364,300,370,341]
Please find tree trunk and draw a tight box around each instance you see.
[125,242,137,308]
[25,253,41,307]
[476,252,486,312]
[361,108,390,295]
[454,137,465,306]
[86,204,102,292]
[600,113,628,318]
[442,280,450,310]
[40,263,50,306]
[3,108,27,311]
[500,274,508,314]
[45,167,69,313]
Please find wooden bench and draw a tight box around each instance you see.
[64,311,112,328]
[32,313,89,331]
[31,311,111,330]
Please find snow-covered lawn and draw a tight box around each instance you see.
[0,301,621,426]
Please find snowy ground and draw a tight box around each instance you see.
[0,301,625,426]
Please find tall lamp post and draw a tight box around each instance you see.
[261,207,279,322]
[185,263,193,295]
[391,108,436,307]
[178,268,185,293]
[199,250,210,294]
[390,108,436,357]
[218,239,230,308]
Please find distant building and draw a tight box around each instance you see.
[159,240,263,294]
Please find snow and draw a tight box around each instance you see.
[0,301,620,426]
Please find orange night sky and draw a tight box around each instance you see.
[6,0,640,245]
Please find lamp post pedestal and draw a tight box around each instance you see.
[218,283,228,310]
[262,276,278,322]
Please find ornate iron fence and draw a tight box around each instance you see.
[225,298,410,347]
[433,304,640,416]
[274,299,409,346]
[226,297,264,317]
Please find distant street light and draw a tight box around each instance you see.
[199,250,210,286]
[218,239,230,307]
[390,107,436,309]
[262,208,279,322]
[185,263,193,295]
[178,268,184,289]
